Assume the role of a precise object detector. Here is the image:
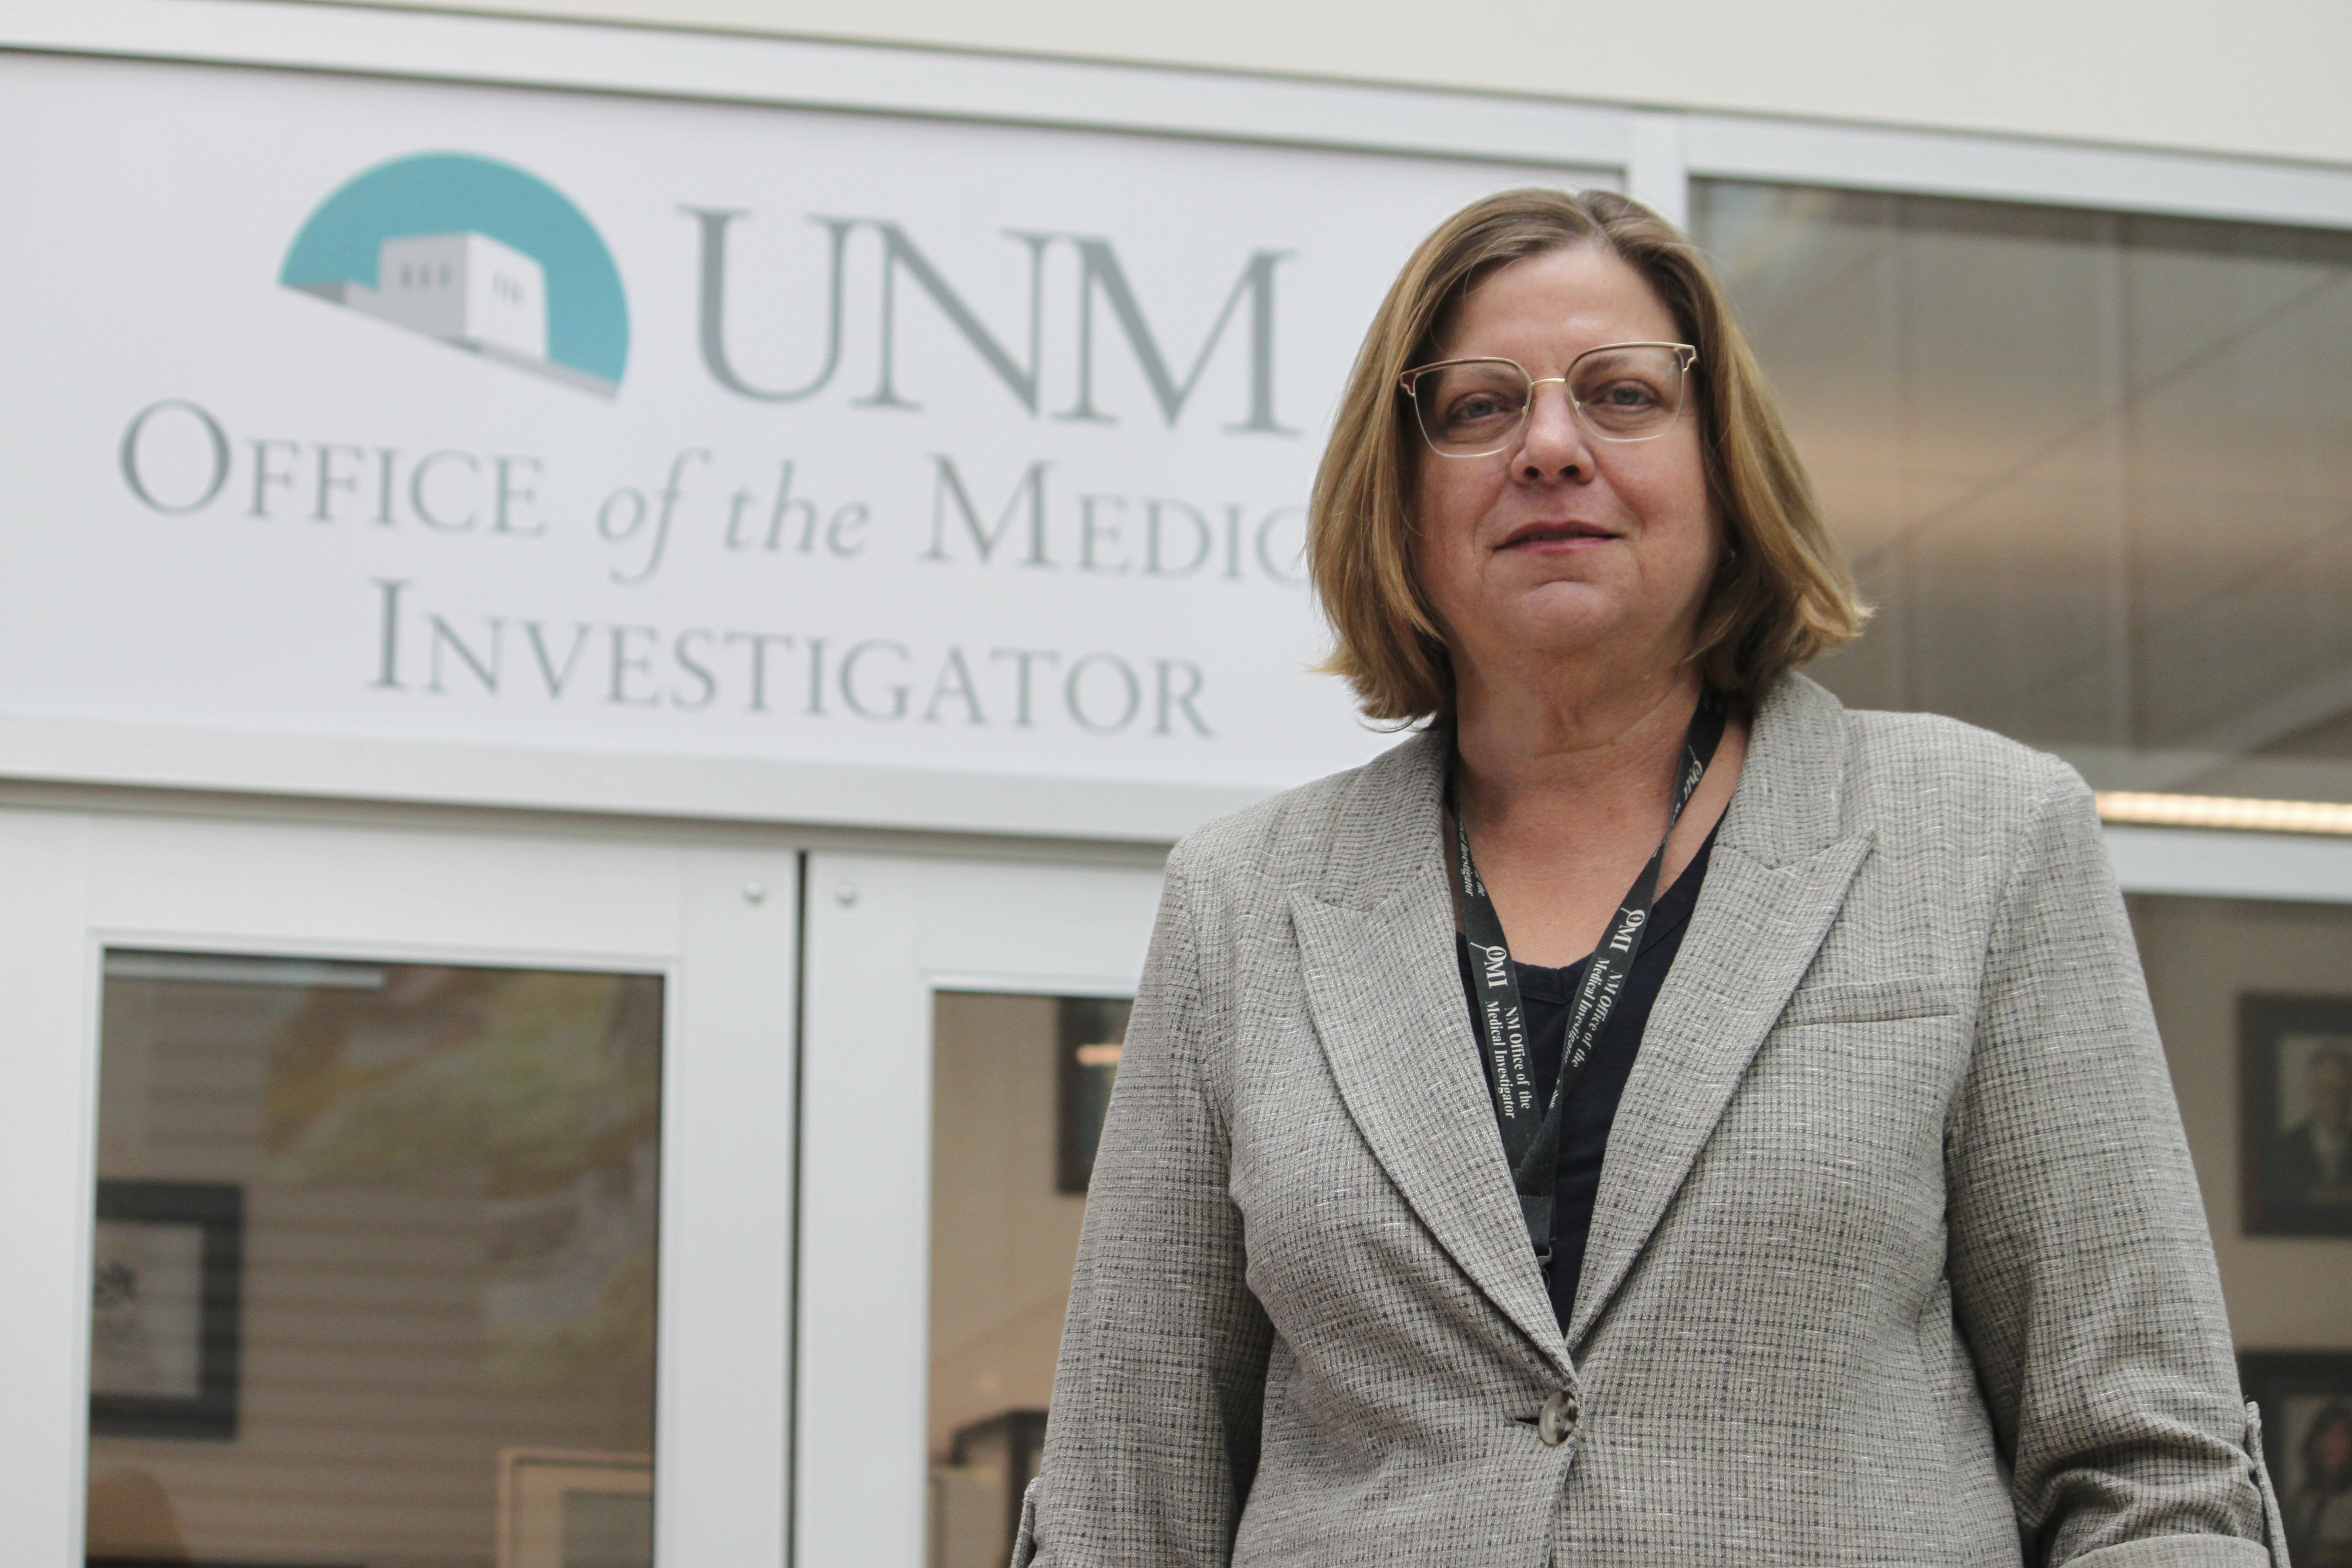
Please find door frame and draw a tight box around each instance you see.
[0,802,800,1568]
[794,850,1166,1568]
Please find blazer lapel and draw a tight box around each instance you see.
[1290,737,1569,1370]
[1284,676,1870,1370]
[1564,675,1871,1352]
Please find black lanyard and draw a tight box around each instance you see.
[1450,696,1725,1269]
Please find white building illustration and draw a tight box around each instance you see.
[296,231,610,393]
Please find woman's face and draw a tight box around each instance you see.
[1410,245,1720,689]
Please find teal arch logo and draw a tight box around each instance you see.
[281,153,628,397]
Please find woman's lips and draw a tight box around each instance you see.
[1499,522,1619,549]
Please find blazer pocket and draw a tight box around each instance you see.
[1778,977,1961,1028]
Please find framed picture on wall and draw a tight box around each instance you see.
[2240,995,2352,1236]
[497,1448,652,1568]
[1055,996,1133,1194]
[2241,1352,2352,1568]
[89,1179,243,1440]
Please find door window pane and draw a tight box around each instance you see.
[1692,182,2352,803]
[2123,898,2352,1344]
[2123,893,2352,1568]
[87,950,662,1568]
[928,992,1129,1568]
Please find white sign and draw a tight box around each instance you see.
[0,54,1599,802]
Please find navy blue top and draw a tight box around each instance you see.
[1456,825,1718,1333]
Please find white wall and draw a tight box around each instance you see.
[286,0,2352,171]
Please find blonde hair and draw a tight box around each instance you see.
[1308,187,1866,721]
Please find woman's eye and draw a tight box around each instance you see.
[1450,394,1508,422]
[1589,380,1663,409]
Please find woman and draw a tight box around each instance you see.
[1016,189,2284,1567]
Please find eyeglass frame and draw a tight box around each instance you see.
[1396,341,1700,458]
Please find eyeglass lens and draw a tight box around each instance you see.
[1408,346,1688,454]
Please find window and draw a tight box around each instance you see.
[1695,182,2352,806]
[927,991,1129,1568]
[86,951,662,1568]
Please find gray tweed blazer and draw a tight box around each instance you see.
[1018,673,2287,1568]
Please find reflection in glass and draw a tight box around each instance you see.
[929,992,1129,1568]
[1692,183,2352,802]
[1056,998,1132,1195]
[2125,896,2352,1353]
[86,950,661,1568]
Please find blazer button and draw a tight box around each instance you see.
[1537,1390,1580,1446]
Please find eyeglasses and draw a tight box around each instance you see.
[1397,342,1698,457]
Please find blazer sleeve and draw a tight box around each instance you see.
[1945,757,2279,1567]
[1018,847,1274,1568]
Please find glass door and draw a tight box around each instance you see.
[795,854,1164,1568]
[0,809,797,1568]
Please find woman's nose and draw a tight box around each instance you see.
[1515,380,1591,480]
